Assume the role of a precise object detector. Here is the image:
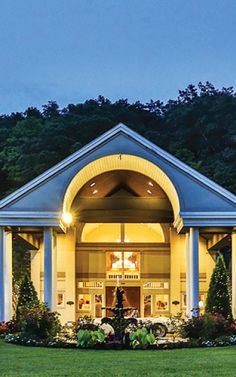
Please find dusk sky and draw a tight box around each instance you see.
[1,0,236,114]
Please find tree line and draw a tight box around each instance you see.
[0,81,235,199]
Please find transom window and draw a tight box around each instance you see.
[81,223,164,242]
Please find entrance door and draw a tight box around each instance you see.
[106,286,140,316]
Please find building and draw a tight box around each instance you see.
[0,124,235,323]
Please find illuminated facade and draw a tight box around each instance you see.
[0,124,235,323]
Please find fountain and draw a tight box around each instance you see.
[101,283,137,344]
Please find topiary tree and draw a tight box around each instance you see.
[16,274,39,320]
[205,253,232,319]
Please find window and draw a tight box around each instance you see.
[143,282,169,289]
[106,251,140,279]
[94,294,103,318]
[81,223,165,243]
[78,281,103,289]
[125,223,164,242]
[143,294,152,317]
[155,294,169,311]
[81,223,120,242]
[78,294,91,311]
[57,292,65,307]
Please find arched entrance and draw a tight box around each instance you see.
[63,154,180,219]
[66,158,177,319]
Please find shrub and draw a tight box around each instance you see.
[0,322,9,338]
[58,322,77,342]
[205,254,232,320]
[77,329,105,348]
[19,303,61,340]
[77,316,99,331]
[179,313,234,341]
[129,327,157,349]
[16,274,39,320]
[0,320,19,338]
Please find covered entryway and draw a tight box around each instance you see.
[0,124,235,324]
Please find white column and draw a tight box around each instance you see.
[0,227,12,322]
[44,228,57,310]
[232,230,236,319]
[189,227,199,317]
[185,232,191,317]
[30,250,41,297]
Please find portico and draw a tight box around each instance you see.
[0,124,235,323]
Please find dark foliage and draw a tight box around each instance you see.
[205,254,232,319]
[16,274,39,320]
[18,303,61,340]
[0,82,235,199]
[178,313,236,341]
[0,319,19,338]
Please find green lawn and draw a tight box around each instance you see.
[1,340,236,377]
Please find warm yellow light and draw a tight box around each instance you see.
[62,212,73,224]
[199,300,204,308]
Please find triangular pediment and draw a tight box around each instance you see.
[0,123,235,230]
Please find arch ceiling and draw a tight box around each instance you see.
[63,154,180,219]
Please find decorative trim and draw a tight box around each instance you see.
[180,272,206,281]
[181,211,236,218]
[76,242,170,249]
[76,273,106,279]
[0,211,61,218]
[141,273,170,279]
[175,213,236,233]
[0,211,66,231]
[40,272,66,278]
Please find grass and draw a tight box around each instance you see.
[1,340,236,377]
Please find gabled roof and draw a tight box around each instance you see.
[0,123,235,230]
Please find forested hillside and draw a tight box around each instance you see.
[0,81,236,199]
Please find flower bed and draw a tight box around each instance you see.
[4,313,236,350]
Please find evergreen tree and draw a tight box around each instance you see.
[16,274,39,319]
[205,254,232,319]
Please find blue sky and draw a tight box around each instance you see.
[1,0,236,114]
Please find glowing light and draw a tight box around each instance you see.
[90,182,96,187]
[199,300,204,308]
[147,189,152,194]
[148,181,154,187]
[93,189,98,194]
[62,212,73,224]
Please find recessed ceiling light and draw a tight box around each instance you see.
[90,182,96,187]
[93,189,98,194]
[148,181,154,187]
[147,189,152,194]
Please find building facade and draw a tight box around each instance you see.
[0,124,236,323]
